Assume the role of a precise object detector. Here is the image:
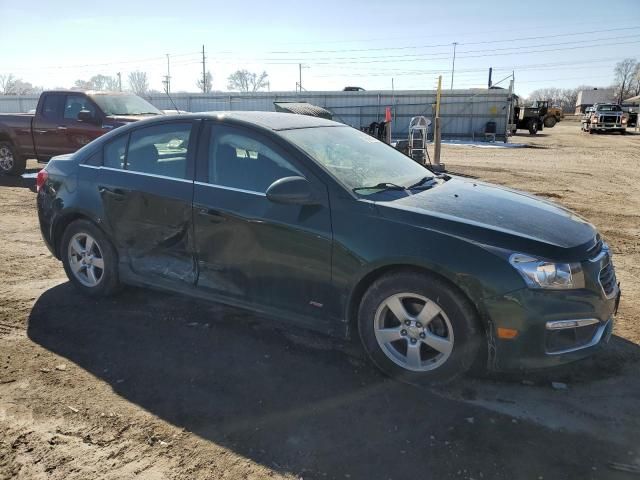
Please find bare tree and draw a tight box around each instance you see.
[631,63,640,98]
[227,69,269,92]
[528,85,600,112]
[0,74,17,95]
[73,75,119,91]
[0,74,41,95]
[197,71,213,93]
[128,71,149,95]
[614,58,638,103]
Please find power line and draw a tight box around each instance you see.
[218,25,640,55]
[314,58,624,78]
[211,33,640,64]
[279,39,640,65]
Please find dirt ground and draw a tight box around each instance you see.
[1,122,639,480]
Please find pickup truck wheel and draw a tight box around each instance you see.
[61,220,121,297]
[358,272,481,385]
[527,119,538,135]
[0,141,26,176]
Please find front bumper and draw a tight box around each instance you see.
[592,123,625,131]
[483,284,619,371]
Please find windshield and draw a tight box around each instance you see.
[90,94,162,116]
[280,126,431,193]
[596,105,622,112]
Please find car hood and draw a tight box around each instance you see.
[374,176,597,261]
[105,114,160,124]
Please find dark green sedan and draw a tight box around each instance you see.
[36,112,620,384]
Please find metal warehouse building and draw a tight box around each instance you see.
[0,88,512,141]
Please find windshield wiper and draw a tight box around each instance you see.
[407,176,436,190]
[353,182,407,193]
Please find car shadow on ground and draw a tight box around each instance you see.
[27,282,638,479]
[0,168,38,191]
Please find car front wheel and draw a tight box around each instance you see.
[61,219,120,296]
[358,272,482,385]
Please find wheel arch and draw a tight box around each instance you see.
[52,210,110,259]
[345,263,490,338]
[345,263,492,370]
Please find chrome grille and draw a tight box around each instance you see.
[599,261,617,298]
[600,115,619,123]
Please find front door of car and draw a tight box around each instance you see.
[98,120,198,286]
[193,121,333,323]
[32,93,66,160]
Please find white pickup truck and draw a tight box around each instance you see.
[581,103,628,134]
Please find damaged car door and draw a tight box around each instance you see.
[98,120,198,284]
[193,121,333,326]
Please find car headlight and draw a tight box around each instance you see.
[509,254,585,290]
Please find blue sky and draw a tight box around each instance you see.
[1,0,639,96]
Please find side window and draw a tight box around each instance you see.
[127,123,192,179]
[103,134,128,169]
[40,95,62,119]
[209,126,301,193]
[84,151,102,166]
[64,95,96,120]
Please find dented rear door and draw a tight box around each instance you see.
[98,120,199,285]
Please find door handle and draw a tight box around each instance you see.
[99,186,127,200]
[57,126,68,130]
[198,208,225,222]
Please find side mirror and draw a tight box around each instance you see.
[266,176,316,205]
[77,110,98,123]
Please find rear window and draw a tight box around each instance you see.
[104,135,128,169]
[40,95,62,119]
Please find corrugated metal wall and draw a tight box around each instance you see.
[0,89,511,140]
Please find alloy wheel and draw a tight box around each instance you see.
[0,145,14,172]
[374,293,454,372]
[67,232,105,287]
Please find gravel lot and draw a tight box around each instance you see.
[1,122,639,479]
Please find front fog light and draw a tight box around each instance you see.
[509,254,584,289]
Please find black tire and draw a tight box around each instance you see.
[357,271,482,385]
[60,219,121,297]
[527,119,538,135]
[543,116,557,128]
[0,141,26,176]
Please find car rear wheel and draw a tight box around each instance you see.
[358,272,482,385]
[61,220,120,296]
[0,141,26,176]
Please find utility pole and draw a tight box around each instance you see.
[299,63,302,93]
[163,54,171,94]
[450,42,458,90]
[117,72,122,92]
[201,45,207,93]
[433,75,445,172]
[488,67,493,88]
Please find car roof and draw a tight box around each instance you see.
[159,111,345,131]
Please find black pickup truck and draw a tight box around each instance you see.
[0,90,162,175]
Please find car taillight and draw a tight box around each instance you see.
[36,169,48,192]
